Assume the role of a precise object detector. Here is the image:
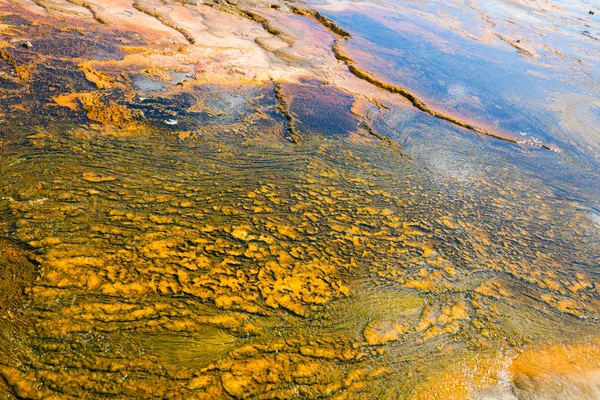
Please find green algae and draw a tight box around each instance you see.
[0,124,597,398]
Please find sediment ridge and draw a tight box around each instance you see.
[289,6,351,38]
[65,0,107,24]
[132,0,196,44]
[272,81,300,143]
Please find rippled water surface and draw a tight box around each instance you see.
[0,0,599,398]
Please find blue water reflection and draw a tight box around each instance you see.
[311,0,599,163]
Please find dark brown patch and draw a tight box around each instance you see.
[0,238,37,312]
